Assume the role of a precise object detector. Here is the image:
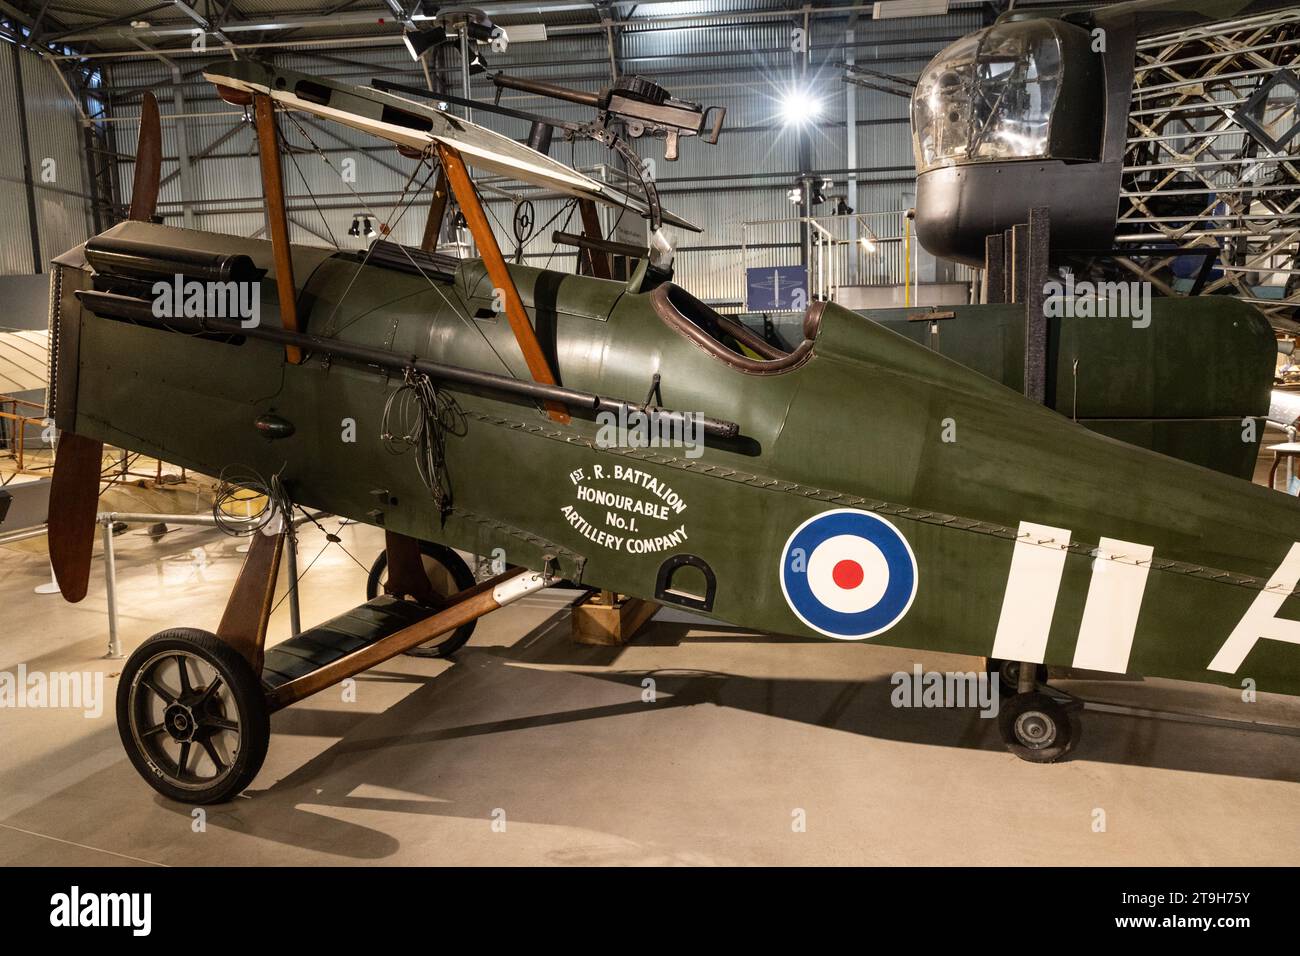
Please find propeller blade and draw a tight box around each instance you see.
[127,92,162,222]
[48,431,103,604]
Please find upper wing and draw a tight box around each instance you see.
[202,61,699,232]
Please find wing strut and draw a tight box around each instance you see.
[436,143,570,424]
[420,167,450,253]
[578,199,612,279]
[253,93,303,365]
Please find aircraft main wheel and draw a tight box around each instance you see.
[366,542,477,658]
[998,692,1078,763]
[116,629,270,804]
[987,658,1048,696]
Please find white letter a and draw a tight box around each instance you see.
[1210,542,1300,673]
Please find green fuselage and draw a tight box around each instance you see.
[55,221,1300,697]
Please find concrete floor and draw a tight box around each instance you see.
[0,514,1297,867]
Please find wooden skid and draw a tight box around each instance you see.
[261,596,435,688]
[265,569,521,710]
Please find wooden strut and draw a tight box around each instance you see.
[216,526,285,673]
[253,93,303,365]
[420,167,450,253]
[383,530,441,606]
[577,198,612,279]
[435,142,570,424]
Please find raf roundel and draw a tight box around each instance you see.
[779,509,918,640]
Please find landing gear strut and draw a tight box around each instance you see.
[366,538,477,658]
[989,658,1081,763]
[114,516,552,804]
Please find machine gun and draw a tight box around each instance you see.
[372,69,722,237]
[492,73,725,162]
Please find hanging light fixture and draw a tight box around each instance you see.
[402,25,447,61]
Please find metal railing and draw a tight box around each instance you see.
[96,508,329,659]
[0,396,49,473]
[740,210,976,310]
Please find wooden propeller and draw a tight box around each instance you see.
[47,431,103,603]
[45,89,158,602]
[126,92,162,222]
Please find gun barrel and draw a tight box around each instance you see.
[492,73,601,107]
[73,289,741,440]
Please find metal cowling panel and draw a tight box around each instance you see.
[47,261,88,433]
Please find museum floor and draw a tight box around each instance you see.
[0,514,1297,867]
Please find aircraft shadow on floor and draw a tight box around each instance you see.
[120,605,1296,861]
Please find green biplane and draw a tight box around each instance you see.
[41,31,1300,804]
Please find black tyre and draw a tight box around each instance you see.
[116,629,270,804]
[998,691,1079,763]
[366,542,477,657]
[987,658,1049,696]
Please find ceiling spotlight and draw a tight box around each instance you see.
[349,212,378,239]
[130,20,151,29]
[779,87,822,127]
[402,25,447,61]
[859,236,878,254]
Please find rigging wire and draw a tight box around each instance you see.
[379,368,465,515]
[279,108,432,336]
[275,112,545,408]
[211,463,290,536]
[280,116,340,250]
[544,201,580,272]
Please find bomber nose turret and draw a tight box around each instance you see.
[910,17,1112,264]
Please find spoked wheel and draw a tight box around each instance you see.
[366,542,477,658]
[116,629,269,804]
[998,691,1079,763]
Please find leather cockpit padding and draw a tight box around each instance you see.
[650,283,814,375]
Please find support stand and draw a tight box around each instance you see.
[571,589,659,646]
[984,207,1078,761]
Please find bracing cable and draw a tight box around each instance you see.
[380,369,466,515]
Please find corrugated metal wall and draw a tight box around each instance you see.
[0,40,93,277]
[0,42,34,276]
[95,10,981,302]
[21,49,93,267]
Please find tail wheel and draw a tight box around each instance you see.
[366,542,477,658]
[998,691,1079,763]
[116,629,269,804]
